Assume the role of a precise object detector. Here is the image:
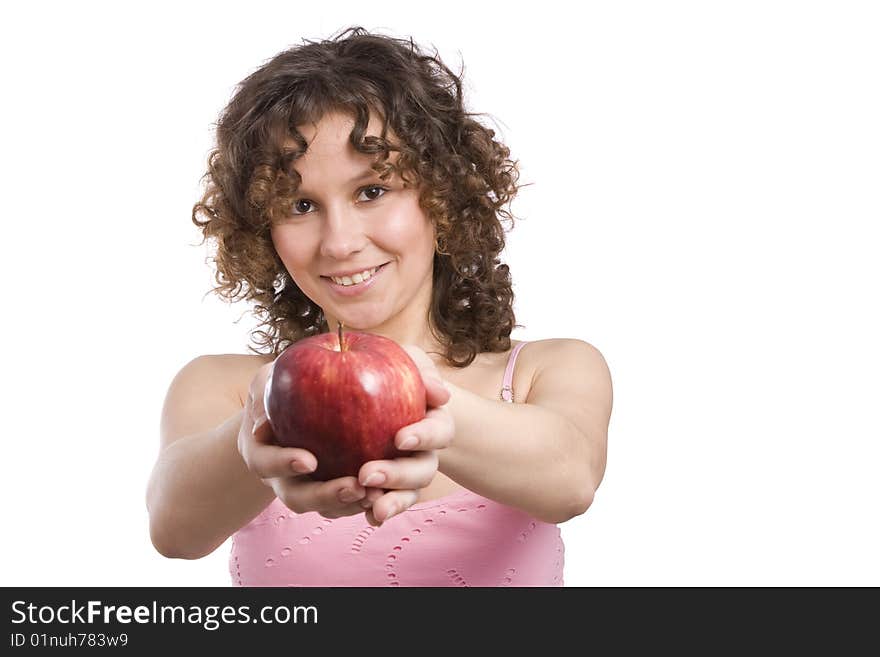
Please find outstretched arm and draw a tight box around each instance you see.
[440,339,612,524]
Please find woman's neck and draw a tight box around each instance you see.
[325,316,445,360]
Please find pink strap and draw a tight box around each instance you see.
[500,341,528,402]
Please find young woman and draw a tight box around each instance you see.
[146,26,613,586]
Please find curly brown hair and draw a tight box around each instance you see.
[191,26,526,367]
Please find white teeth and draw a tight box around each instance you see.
[331,266,378,286]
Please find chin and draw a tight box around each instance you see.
[328,307,389,331]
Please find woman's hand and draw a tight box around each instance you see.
[237,362,373,519]
[357,344,455,527]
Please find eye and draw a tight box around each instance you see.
[290,185,389,216]
[291,199,314,215]
[359,185,389,202]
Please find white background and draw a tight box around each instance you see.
[1,0,877,587]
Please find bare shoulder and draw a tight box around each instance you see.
[519,338,611,381]
[158,353,274,450]
[195,353,276,406]
[202,354,275,400]
[521,338,613,420]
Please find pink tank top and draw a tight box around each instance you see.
[229,341,565,586]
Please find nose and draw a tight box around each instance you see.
[319,203,368,260]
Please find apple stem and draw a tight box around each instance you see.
[338,322,345,351]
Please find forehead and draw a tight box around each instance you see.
[289,110,388,154]
[284,111,403,179]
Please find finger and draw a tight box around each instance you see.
[250,393,277,444]
[369,489,421,525]
[357,487,384,510]
[242,418,317,476]
[358,451,437,491]
[399,345,449,406]
[282,476,366,515]
[248,363,276,426]
[250,413,277,445]
[423,373,450,407]
[249,412,321,474]
[244,442,318,479]
[249,361,275,399]
[365,486,385,504]
[246,366,274,419]
[394,407,454,452]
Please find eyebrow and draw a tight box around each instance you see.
[295,167,381,196]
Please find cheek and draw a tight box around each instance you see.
[271,228,307,266]
[381,200,435,259]
[270,228,316,287]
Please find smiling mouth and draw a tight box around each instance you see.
[321,262,390,287]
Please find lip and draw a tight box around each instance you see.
[322,263,389,278]
[321,262,390,297]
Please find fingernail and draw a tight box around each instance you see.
[398,435,418,450]
[290,459,313,474]
[362,472,386,487]
[251,417,267,436]
[385,505,399,522]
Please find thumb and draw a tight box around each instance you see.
[247,391,273,441]
[424,374,451,407]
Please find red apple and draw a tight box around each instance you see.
[263,325,427,481]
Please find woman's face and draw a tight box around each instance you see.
[270,110,436,334]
